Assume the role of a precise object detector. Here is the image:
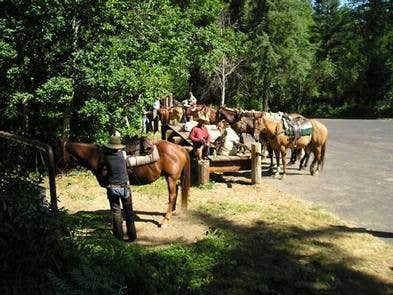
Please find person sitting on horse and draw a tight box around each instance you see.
[189,116,211,160]
[103,134,137,242]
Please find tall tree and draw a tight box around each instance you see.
[237,0,314,111]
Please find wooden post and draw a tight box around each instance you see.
[169,93,173,107]
[0,130,58,210]
[251,142,262,184]
[198,160,210,185]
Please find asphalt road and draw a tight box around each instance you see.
[262,119,393,242]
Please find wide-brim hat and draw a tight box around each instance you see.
[182,99,190,107]
[104,135,125,149]
[197,114,210,124]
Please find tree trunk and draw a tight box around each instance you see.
[62,17,80,141]
[221,59,226,106]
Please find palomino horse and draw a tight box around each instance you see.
[253,116,328,178]
[63,140,191,226]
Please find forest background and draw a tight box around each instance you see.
[1,0,392,143]
[1,1,393,293]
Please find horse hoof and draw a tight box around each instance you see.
[160,218,170,228]
[281,174,286,180]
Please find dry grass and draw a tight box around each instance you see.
[51,170,393,292]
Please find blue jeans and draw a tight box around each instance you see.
[107,187,136,241]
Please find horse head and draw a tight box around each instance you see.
[253,118,267,142]
[60,141,108,186]
[218,107,240,123]
[63,142,102,171]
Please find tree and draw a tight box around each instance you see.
[236,0,314,111]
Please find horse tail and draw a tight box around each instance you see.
[181,148,191,211]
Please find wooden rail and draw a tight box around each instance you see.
[0,131,58,211]
[198,143,262,185]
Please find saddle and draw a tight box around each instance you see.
[125,136,154,156]
[281,114,312,142]
[124,136,160,167]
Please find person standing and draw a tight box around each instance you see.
[152,99,160,132]
[189,116,211,160]
[104,135,137,241]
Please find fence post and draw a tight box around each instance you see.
[0,130,58,210]
[46,145,58,211]
[251,142,262,184]
[198,159,210,185]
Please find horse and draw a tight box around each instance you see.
[188,104,217,124]
[253,116,328,178]
[157,107,171,126]
[217,107,278,168]
[169,106,184,124]
[62,140,191,227]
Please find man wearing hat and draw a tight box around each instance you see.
[104,134,137,241]
[189,115,211,160]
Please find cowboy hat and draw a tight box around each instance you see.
[197,114,210,124]
[182,99,190,107]
[104,135,125,149]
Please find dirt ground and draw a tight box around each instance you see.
[54,170,393,285]
[57,172,262,246]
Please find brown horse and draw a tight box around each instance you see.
[253,116,328,177]
[188,105,217,124]
[169,106,184,123]
[218,107,279,168]
[157,107,171,126]
[63,140,191,226]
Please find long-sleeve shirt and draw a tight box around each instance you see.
[189,125,211,144]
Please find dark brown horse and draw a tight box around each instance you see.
[63,140,191,227]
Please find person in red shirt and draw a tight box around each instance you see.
[189,116,211,160]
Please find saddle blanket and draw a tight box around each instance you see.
[284,120,312,138]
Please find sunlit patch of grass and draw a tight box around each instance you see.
[56,171,101,201]
[195,181,216,190]
[130,177,167,199]
[309,206,335,221]
[198,200,260,216]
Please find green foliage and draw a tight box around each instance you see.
[1,0,393,145]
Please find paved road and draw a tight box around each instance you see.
[262,119,393,242]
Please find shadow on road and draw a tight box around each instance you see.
[330,225,393,239]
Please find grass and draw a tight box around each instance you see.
[52,172,393,294]
[130,177,167,199]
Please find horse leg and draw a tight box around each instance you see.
[161,176,178,227]
[310,146,321,176]
[173,183,179,212]
[274,149,280,177]
[303,152,310,167]
[300,146,311,170]
[281,146,287,179]
[268,144,274,171]
[288,148,296,165]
